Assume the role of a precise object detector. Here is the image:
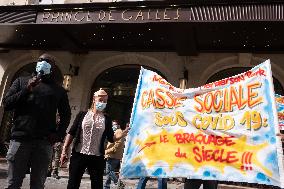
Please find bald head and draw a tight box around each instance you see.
[38,53,55,65]
[94,89,108,98]
[93,89,108,109]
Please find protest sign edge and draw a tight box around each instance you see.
[266,60,284,188]
[120,66,144,179]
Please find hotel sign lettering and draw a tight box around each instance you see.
[37,8,188,24]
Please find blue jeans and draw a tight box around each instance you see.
[104,158,121,189]
[6,139,53,189]
[137,177,167,189]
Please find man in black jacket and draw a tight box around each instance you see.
[3,53,71,189]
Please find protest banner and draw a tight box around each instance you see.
[121,60,284,187]
[276,94,284,130]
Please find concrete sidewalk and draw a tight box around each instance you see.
[0,158,260,189]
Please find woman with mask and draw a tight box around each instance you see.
[60,89,129,189]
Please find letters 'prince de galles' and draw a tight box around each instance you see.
[39,8,182,23]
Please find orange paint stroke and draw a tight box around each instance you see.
[138,141,157,153]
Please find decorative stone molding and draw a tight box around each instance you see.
[238,53,252,66]
[199,55,284,92]
[199,56,239,85]
[79,53,173,110]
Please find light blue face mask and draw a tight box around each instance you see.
[36,61,51,75]
[112,124,118,131]
[95,102,107,111]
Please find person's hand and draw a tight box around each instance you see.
[122,127,130,137]
[114,127,130,141]
[27,76,41,91]
[60,151,68,167]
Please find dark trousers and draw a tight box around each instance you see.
[67,152,105,189]
[6,139,53,189]
[184,179,218,189]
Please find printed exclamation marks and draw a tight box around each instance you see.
[241,152,253,171]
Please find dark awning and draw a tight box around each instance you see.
[0,0,284,54]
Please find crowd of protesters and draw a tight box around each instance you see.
[2,53,284,189]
